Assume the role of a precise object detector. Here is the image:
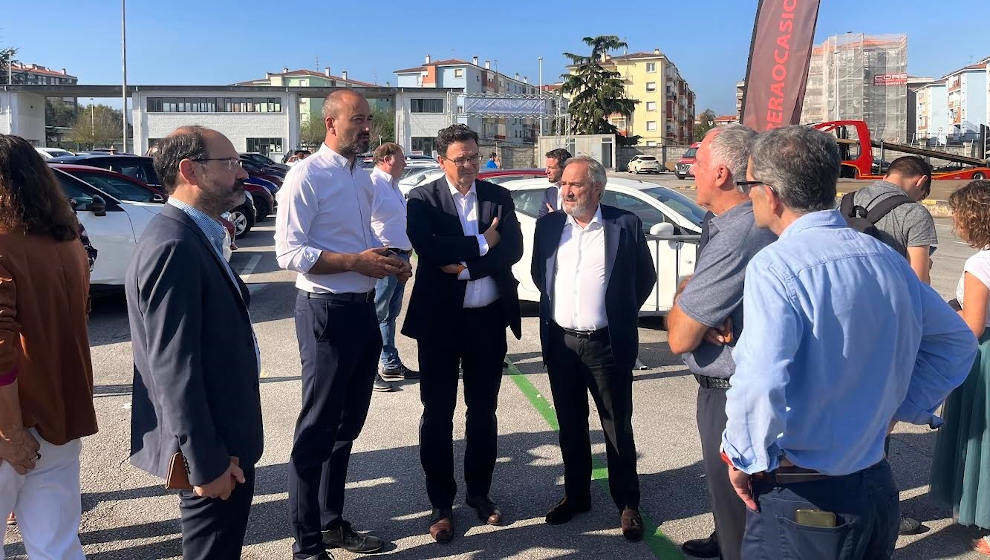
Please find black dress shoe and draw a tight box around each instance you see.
[299,553,334,560]
[466,495,503,525]
[545,495,591,525]
[681,531,720,558]
[322,520,385,553]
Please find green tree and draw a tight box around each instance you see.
[299,117,326,149]
[370,106,395,148]
[560,36,638,144]
[68,104,124,149]
[46,98,77,128]
[694,109,718,141]
[1,47,16,83]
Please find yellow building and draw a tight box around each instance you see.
[571,49,696,146]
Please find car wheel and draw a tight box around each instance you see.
[974,172,986,180]
[229,203,256,238]
[254,199,272,221]
[676,172,684,180]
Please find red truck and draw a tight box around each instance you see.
[812,120,990,181]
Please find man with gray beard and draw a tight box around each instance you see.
[531,156,656,540]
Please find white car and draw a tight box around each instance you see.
[504,177,705,315]
[627,155,661,174]
[35,147,75,160]
[399,167,445,197]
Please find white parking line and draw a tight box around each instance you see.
[239,254,263,280]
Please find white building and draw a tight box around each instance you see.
[915,81,949,144]
[945,61,987,139]
[0,89,46,145]
[394,55,540,153]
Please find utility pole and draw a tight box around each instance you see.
[538,56,544,137]
[121,0,128,153]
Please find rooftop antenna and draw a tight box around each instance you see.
[315,55,319,71]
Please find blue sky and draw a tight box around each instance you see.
[3,0,988,115]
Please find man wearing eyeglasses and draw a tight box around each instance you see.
[402,124,523,543]
[276,89,410,560]
[722,126,975,559]
[127,126,263,559]
[666,124,774,560]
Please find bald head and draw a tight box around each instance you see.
[321,88,372,159]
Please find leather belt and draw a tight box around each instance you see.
[561,326,609,340]
[694,374,731,389]
[303,290,375,303]
[755,465,830,484]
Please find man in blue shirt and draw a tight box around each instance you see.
[723,125,977,559]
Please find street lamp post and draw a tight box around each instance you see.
[121,0,128,153]
[538,56,543,137]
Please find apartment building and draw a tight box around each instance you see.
[945,61,987,139]
[915,80,948,144]
[594,49,695,146]
[6,63,76,86]
[237,67,377,126]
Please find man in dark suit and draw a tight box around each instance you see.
[403,124,523,543]
[538,148,572,218]
[531,155,656,541]
[126,126,263,560]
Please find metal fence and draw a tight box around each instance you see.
[644,234,700,315]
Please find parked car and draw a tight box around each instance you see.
[504,177,704,314]
[35,147,75,160]
[52,163,165,204]
[627,155,661,174]
[228,192,257,239]
[51,168,161,287]
[243,179,275,221]
[240,152,289,173]
[50,154,162,188]
[675,143,699,180]
[477,169,546,184]
[398,167,446,197]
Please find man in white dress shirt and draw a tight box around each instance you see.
[402,124,523,543]
[530,156,656,541]
[275,89,410,560]
[369,142,419,392]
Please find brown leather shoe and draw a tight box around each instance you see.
[466,495,503,526]
[428,508,454,543]
[621,507,644,542]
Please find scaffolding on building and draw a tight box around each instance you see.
[801,33,908,142]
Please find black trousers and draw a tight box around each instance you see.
[697,384,746,560]
[289,293,381,558]
[419,302,507,509]
[741,460,899,560]
[545,324,639,510]
[179,465,256,560]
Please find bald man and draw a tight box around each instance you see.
[128,126,263,559]
[276,89,410,560]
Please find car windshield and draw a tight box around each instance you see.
[682,147,698,158]
[639,157,656,161]
[73,172,157,203]
[641,187,707,226]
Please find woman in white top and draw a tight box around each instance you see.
[931,180,990,554]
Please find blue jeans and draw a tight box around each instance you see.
[375,253,409,369]
[741,460,899,560]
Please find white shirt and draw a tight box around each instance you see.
[553,183,562,211]
[275,143,378,294]
[553,206,608,330]
[369,167,412,250]
[956,249,990,327]
[446,178,499,308]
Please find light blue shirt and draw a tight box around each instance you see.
[722,210,976,476]
[167,198,227,260]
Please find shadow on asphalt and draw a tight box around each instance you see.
[63,430,712,559]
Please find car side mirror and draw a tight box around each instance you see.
[89,195,107,216]
[649,222,675,237]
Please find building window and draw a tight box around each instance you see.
[410,98,444,113]
[646,101,657,112]
[646,62,656,72]
[146,96,281,113]
[246,137,283,155]
[411,137,436,155]
[646,141,657,147]
[646,82,657,91]
[454,69,464,78]
[646,121,657,131]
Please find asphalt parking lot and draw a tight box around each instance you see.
[4,175,985,559]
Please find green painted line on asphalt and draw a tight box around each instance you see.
[505,362,685,560]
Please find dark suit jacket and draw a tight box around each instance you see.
[531,205,657,369]
[402,177,523,341]
[538,185,559,219]
[126,204,263,486]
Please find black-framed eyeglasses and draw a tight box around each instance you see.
[192,157,243,171]
[440,153,481,167]
[735,180,777,196]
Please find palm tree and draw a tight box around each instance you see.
[561,36,638,141]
